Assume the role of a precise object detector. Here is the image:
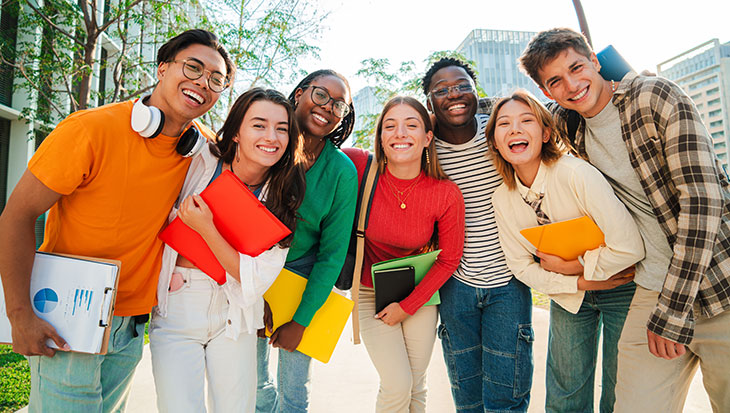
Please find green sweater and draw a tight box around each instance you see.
[289,141,357,326]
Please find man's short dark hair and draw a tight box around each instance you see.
[421,57,477,96]
[519,28,593,87]
[157,29,235,80]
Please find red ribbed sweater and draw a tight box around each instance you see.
[344,148,465,315]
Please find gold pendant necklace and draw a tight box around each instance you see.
[383,172,421,210]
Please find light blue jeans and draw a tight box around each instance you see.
[438,276,534,413]
[545,282,635,413]
[27,315,145,413]
[256,336,312,413]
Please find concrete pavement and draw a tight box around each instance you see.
[125,307,712,412]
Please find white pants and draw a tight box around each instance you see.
[358,286,438,413]
[150,267,257,413]
[614,285,730,413]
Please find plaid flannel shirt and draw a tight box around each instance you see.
[478,73,730,344]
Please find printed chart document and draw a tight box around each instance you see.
[263,268,354,364]
[519,216,605,260]
[0,252,119,354]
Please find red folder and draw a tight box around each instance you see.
[159,170,291,284]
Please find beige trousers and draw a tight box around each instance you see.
[358,286,438,413]
[614,285,730,413]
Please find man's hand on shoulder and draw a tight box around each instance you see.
[9,308,69,357]
[647,329,686,360]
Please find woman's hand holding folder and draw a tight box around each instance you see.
[270,320,305,352]
[374,302,409,326]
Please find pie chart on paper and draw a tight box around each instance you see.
[33,288,59,313]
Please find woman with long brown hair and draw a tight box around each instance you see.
[149,88,305,412]
[345,96,465,412]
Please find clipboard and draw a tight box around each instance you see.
[263,268,354,364]
[159,170,291,284]
[370,250,442,306]
[0,252,120,354]
[519,216,605,260]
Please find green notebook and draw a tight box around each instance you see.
[371,249,442,306]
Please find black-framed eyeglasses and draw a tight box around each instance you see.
[171,58,228,93]
[302,85,351,118]
[428,83,475,99]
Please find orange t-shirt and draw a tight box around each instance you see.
[28,100,214,316]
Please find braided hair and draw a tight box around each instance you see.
[421,57,477,96]
[288,69,355,148]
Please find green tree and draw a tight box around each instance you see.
[353,50,484,150]
[0,0,196,125]
[204,0,327,125]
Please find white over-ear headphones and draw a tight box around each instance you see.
[130,95,206,158]
[131,95,165,138]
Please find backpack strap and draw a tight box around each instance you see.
[350,153,378,344]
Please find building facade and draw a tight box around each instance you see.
[0,1,203,244]
[658,39,730,173]
[456,29,543,99]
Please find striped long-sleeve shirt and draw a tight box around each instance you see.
[434,113,514,288]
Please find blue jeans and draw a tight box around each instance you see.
[438,277,534,412]
[28,315,145,413]
[256,337,312,413]
[545,282,635,413]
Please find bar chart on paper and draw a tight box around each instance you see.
[70,289,94,315]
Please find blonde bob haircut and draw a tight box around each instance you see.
[485,90,568,190]
[374,96,449,180]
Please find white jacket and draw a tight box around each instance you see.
[154,144,288,339]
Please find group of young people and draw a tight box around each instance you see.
[0,25,728,413]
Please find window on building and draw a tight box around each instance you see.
[689,76,718,90]
[34,128,49,248]
[0,119,9,213]
[709,109,722,117]
[691,93,702,100]
[710,120,723,128]
[712,131,725,139]
[696,103,704,109]
[98,48,107,106]
[708,98,721,106]
[0,0,19,107]
[707,87,719,96]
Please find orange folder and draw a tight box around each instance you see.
[159,170,291,284]
[519,216,605,260]
[263,268,354,364]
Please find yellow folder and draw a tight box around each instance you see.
[519,216,605,260]
[263,268,354,364]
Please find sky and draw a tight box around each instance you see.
[292,0,730,94]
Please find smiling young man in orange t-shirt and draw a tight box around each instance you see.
[0,29,233,411]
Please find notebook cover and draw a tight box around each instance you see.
[373,266,415,313]
[263,268,354,364]
[519,216,605,260]
[370,250,442,306]
[159,170,291,284]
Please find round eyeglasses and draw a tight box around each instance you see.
[303,85,351,118]
[171,59,229,93]
[428,83,475,99]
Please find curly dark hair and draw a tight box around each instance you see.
[287,69,355,148]
[421,57,477,96]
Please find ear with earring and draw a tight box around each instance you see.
[233,136,240,163]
